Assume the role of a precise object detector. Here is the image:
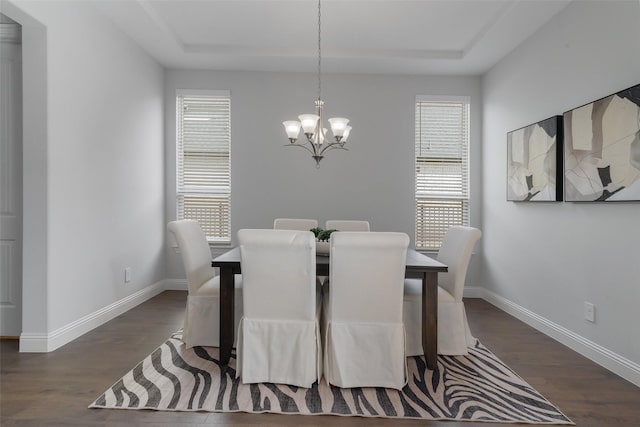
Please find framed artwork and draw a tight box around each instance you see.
[563,83,640,202]
[507,116,563,201]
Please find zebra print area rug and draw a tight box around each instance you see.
[90,331,573,424]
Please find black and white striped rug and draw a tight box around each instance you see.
[90,331,573,424]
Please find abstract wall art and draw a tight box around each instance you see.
[563,83,640,202]
[507,116,563,201]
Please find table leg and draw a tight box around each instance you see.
[219,266,235,365]
[422,271,438,370]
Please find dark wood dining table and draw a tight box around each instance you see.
[212,247,447,370]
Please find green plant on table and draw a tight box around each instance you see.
[310,227,338,241]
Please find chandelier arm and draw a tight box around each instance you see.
[317,141,347,156]
[286,143,318,157]
[305,135,322,156]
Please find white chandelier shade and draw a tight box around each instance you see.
[283,116,351,144]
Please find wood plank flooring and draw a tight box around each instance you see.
[2,291,639,426]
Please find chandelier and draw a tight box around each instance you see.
[282,0,351,167]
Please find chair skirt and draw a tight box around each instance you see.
[324,321,406,390]
[182,275,243,349]
[236,318,322,388]
[404,294,476,356]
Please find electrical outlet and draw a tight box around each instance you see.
[584,302,595,322]
[124,267,132,283]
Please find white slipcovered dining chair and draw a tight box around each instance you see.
[236,229,322,387]
[323,232,409,389]
[324,220,370,232]
[403,226,482,356]
[273,218,318,231]
[167,220,243,349]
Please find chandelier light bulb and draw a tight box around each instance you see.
[342,125,352,142]
[328,117,349,138]
[315,128,328,145]
[282,121,301,142]
[298,114,320,135]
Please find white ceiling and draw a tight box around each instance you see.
[94,0,572,75]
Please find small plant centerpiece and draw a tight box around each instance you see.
[310,227,337,255]
[310,227,338,242]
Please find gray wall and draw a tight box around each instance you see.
[5,0,165,338]
[482,0,640,373]
[164,70,483,278]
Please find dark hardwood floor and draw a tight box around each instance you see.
[2,291,639,426]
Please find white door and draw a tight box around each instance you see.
[0,20,23,337]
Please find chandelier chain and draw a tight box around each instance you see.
[317,0,321,101]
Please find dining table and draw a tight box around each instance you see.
[212,247,448,370]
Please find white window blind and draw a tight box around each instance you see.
[415,97,470,250]
[176,91,231,243]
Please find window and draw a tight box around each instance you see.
[176,90,231,243]
[415,96,470,250]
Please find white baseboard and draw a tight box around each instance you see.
[463,286,484,298]
[19,280,166,352]
[18,277,640,389]
[480,288,640,388]
[164,278,187,291]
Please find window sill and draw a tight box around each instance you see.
[415,248,439,256]
[208,242,232,247]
